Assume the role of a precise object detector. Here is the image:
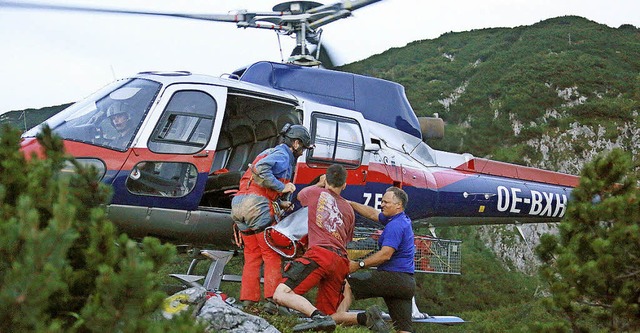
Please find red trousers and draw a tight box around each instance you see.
[282,246,350,315]
[240,231,283,301]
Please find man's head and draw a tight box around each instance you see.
[281,123,313,158]
[325,164,347,192]
[380,186,408,217]
[107,102,130,133]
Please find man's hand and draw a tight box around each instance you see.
[279,200,294,212]
[282,182,296,194]
[316,174,327,188]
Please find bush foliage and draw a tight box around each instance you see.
[536,149,640,332]
[0,125,201,332]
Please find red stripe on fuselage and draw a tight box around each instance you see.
[294,162,445,189]
[21,139,131,172]
[23,140,218,175]
[455,158,579,187]
[293,163,368,185]
[294,158,577,192]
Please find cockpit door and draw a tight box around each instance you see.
[111,83,228,211]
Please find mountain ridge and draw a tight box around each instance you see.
[340,15,639,172]
[339,15,639,275]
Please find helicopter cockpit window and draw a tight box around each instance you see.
[148,90,216,154]
[24,78,161,152]
[308,113,364,168]
[126,161,198,197]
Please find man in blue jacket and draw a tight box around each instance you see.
[332,186,415,333]
[231,124,312,309]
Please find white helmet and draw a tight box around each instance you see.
[107,102,130,132]
[106,102,128,118]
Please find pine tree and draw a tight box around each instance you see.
[535,149,640,332]
[0,125,203,332]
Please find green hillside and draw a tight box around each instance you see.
[340,16,640,170]
[0,103,71,131]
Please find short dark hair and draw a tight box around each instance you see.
[386,186,408,210]
[326,164,347,188]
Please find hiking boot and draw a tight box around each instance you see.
[242,300,258,307]
[365,306,392,333]
[263,299,298,316]
[241,300,260,315]
[262,300,279,315]
[292,314,336,332]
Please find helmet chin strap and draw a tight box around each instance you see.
[292,140,305,158]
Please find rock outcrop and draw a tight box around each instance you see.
[163,287,280,333]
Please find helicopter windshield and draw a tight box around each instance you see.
[24,78,161,151]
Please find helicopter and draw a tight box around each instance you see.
[9,0,578,300]
[9,0,580,249]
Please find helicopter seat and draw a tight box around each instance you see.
[276,113,301,132]
[248,119,279,161]
[205,125,255,193]
[209,130,233,174]
[225,124,256,172]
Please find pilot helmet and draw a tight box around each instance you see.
[106,102,130,131]
[106,102,129,119]
[281,123,312,148]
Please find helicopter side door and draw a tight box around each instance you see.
[295,104,370,204]
[110,83,227,211]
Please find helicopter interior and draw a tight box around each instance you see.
[201,92,302,208]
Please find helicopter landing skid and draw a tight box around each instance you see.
[169,250,253,292]
[410,316,465,325]
[349,309,465,325]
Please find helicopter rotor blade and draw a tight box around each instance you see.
[306,0,383,30]
[1,0,387,67]
[308,9,352,29]
[340,0,384,11]
[306,0,383,16]
[0,1,249,23]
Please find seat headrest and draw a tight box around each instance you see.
[255,120,278,141]
[216,131,232,150]
[276,113,300,132]
[230,125,255,145]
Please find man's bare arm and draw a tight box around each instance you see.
[349,201,379,222]
[349,246,395,273]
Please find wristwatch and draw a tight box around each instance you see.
[358,260,366,269]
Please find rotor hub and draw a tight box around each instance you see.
[272,1,324,13]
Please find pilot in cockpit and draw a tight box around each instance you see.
[105,101,135,149]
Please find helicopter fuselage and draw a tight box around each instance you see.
[21,61,578,249]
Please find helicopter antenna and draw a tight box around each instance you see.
[0,0,383,67]
[315,29,324,61]
[110,65,117,81]
[276,32,285,63]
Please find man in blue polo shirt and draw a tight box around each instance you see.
[332,186,415,333]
